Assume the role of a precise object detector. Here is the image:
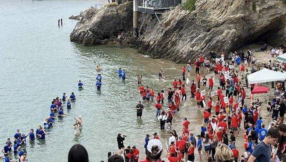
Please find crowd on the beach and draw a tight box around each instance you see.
[101,44,286,162]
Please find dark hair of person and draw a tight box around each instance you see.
[267,127,280,138]
[146,145,162,161]
[68,144,89,162]
[108,152,112,158]
[278,124,286,133]
[108,154,124,162]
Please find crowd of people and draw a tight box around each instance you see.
[103,48,286,162]
[1,87,82,162]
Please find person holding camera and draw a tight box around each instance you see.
[117,134,126,150]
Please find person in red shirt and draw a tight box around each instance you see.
[182,118,190,128]
[217,111,226,122]
[154,101,162,117]
[240,64,245,73]
[231,114,238,135]
[195,89,202,109]
[153,132,160,140]
[207,97,213,113]
[168,153,183,162]
[215,101,220,115]
[232,146,239,162]
[139,86,145,96]
[181,84,186,101]
[190,80,196,98]
[169,102,177,112]
[194,59,200,74]
[217,87,222,101]
[197,73,201,89]
[216,127,223,142]
[182,66,186,81]
[173,79,178,89]
[160,90,164,104]
[187,143,195,162]
[176,137,186,153]
[241,88,246,106]
[132,146,140,162]
[208,76,214,90]
[218,118,228,133]
[156,93,160,103]
[203,109,211,124]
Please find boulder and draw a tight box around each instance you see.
[70,2,133,46]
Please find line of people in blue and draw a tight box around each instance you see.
[1,91,77,162]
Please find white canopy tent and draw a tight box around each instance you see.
[247,68,286,84]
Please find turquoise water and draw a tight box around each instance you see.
[0,1,186,161]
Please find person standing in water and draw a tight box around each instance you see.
[137,75,142,85]
[122,70,126,81]
[158,68,164,80]
[74,116,83,128]
[118,68,122,78]
[60,18,63,26]
[136,101,144,119]
[96,80,102,91]
[78,80,83,88]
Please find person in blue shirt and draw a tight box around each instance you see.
[14,129,21,140]
[58,99,62,108]
[50,101,57,112]
[235,55,241,65]
[118,68,122,78]
[4,153,10,162]
[6,138,12,152]
[67,99,71,109]
[122,70,126,81]
[13,141,21,153]
[258,124,268,141]
[29,129,35,141]
[247,139,254,154]
[58,108,65,117]
[197,135,202,161]
[36,126,46,139]
[78,80,83,88]
[3,142,10,153]
[70,92,76,101]
[62,92,66,102]
[257,117,263,129]
[144,134,150,154]
[201,126,207,137]
[96,80,102,91]
[20,134,27,145]
[96,74,102,82]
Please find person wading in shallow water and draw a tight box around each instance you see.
[117,133,126,150]
[136,101,144,119]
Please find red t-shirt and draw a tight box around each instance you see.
[188,146,195,155]
[173,81,177,88]
[241,90,246,99]
[181,87,186,94]
[169,145,176,154]
[217,89,222,96]
[232,149,239,158]
[218,114,226,122]
[133,149,140,160]
[218,122,227,131]
[183,120,190,128]
[203,111,211,119]
[207,100,212,108]
[182,67,186,73]
[215,105,220,113]
[216,131,223,142]
[231,116,238,128]
[195,92,201,101]
[209,78,213,87]
[155,103,162,110]
[156,95,160,102]
[176,140,186,151]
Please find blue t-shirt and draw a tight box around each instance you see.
[62,95,66,101]
[248,141,254,153]
[122,72,126,79]
[197,139,202,149]
[14,133,20,139]
[257,119,263,128]
[96,81,101,86]
[3,145,9,153]
[50,112,55,117]
[259,128,267,141]
[13,144,19,152]
[67,102,71,109]
[29,132,35,141]
[201,127,207,133]
[58,110,64,115]
[144,138,149,149]
[4,157,10,162]
[235,57,241,65]
[96,75,102,82]
[78,82,83,87]
[50,103,56,108]
[118,69,122,77]
[70,94,75,100]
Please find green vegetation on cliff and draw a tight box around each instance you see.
[184,0,196,11]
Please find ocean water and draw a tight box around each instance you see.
[0,1,186,161]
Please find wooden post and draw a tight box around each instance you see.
[133,0,139,37]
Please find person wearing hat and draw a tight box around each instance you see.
[153,133,159,140]
[141,139,163,162]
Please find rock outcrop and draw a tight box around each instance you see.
[138,0,286,62]
[70,2,133,45]
[70,0,286,63]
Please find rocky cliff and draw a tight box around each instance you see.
[70,2,133,45]
[70,0,286,63]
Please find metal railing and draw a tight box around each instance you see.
[138,0,181,8]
